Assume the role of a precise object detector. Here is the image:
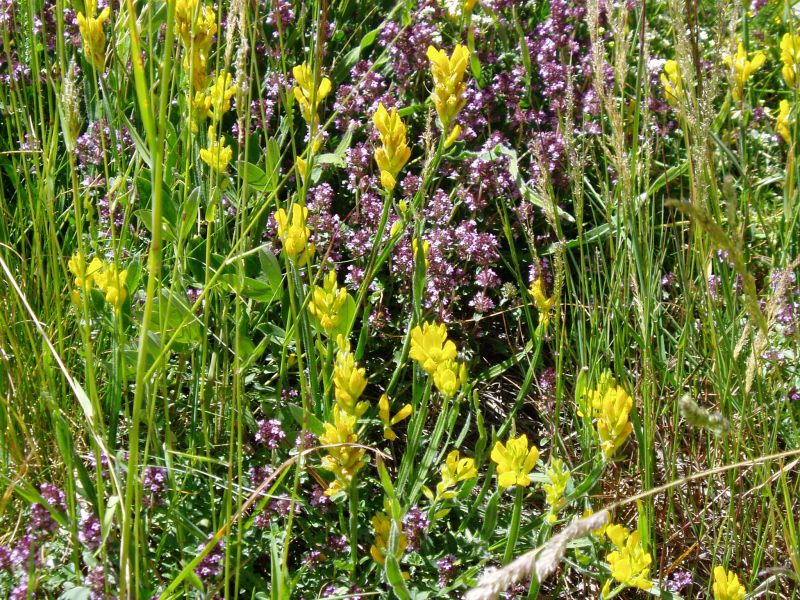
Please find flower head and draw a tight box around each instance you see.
[542,457,570,523]
[93,263,128,308]
[426,44,470,132]
[777,99,792,144]
[378,394,412,441]
[595,380,634,460]
[308,270,349,334]
[373,103,411,192]
[409,322,458,375]
[433,359,468,398]
[333,335,369,417]
[274,204,314,265]
[370,511,408,566]
[529,277,555,327]
[206,71,237,122]
[319,408,366,496]
[199,127,232,173]
[713,566,746,600]
[603,524,652,592]
[490,434,539,489]
[724,42,765,102]
[436,450,477,499]
[292,63,332,127]
[76,2,111,70]
[781,33,800,88]
[661,60,683,106]
[68,253,103,292]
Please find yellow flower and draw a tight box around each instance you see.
[333,335,369,417]
[184,46,210,93]
[412,238,430,269]
[777,99,792,144]
[713,566,746,600]
[542,458,570,524]
[370,511,408,566]
[781,33,800,88]
[464,0,479,13]
[378,394,412,441]
[76,2,111,70]
[273,204,314,265]
[581,370,617,418]
[409,322,458,375]
[94,263,128,308]
[199,127,233,173]
[426,44,470,132]
[292,63,332,126]
[604,524,652,591]
[595,379,633,460]
[175,0,217,50]
[207,71,237,122]
[373,103,412,193]
[308,271,349,334]
[724,42,765,102]
[490,434,539,489]
[319,407,366,496]
[529,277,555,327]
[661,59,683,106]
[433,359,467,398]
[436,450,477,499]
[68,253,103,291]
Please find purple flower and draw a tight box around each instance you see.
[303,549,324,570]
[667,570,693,592]
[79,513,102,551]
[195,536,224,583]
[255,418,286,449]
[437,554,457,586]
[142,466,168,507]
[0,545,11,571]
[402,505,429,552]
[327,534,348,554]
[29,483,66,538]
[88,565,109,600]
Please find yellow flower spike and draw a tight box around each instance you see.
[605,524,652,591]
[199,127,233,173]
[273,204,314,265]
[76,5,111,70]
[378,393,412,441]
[94,263,128,308]
[175,0,217,49]
[660,59,683,106]
[724,42,765,102]
[490,434,539,489]
[781,33,800,88]
[370,511,408,566]
[444,124,462,149]
[409,322,458,375]
[184,46,210,93]
[412,238,430,269]
[68,253,104,291]
[713,566,746,600]
[596,381,634,460]
[433,359,464,398]
[777,99,792,144]
[319,407,366,496]
[529,277,555,327]
[292,63,332,126]
[542,458,570,524]
[436,450,477,499]
[426,44,470,132]
[333,336,369,417]
[580,370,617,418]
[373,103,412,193]
[207,71,237,122]
[308,271,349,335]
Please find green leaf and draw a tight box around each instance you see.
[384,554,412,600]
[480,489,501,541]
[287,404,324,437]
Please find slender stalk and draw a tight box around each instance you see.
[503,485,524,565]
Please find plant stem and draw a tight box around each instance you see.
[503,485,524,564]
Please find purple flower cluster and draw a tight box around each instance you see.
[379,2,442,85]
[334,60,390,131]
[79,513,102,551]
[29,483,66,538]
[402,505,429,552]
[74,120,133,173]
[87,565,109,600]
[195,536,224,583]
[255,418,286,449]
[436,554,457,586]
[141,466,168,508]
[667,570,693,592]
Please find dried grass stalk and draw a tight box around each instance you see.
[464,510,610,600]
